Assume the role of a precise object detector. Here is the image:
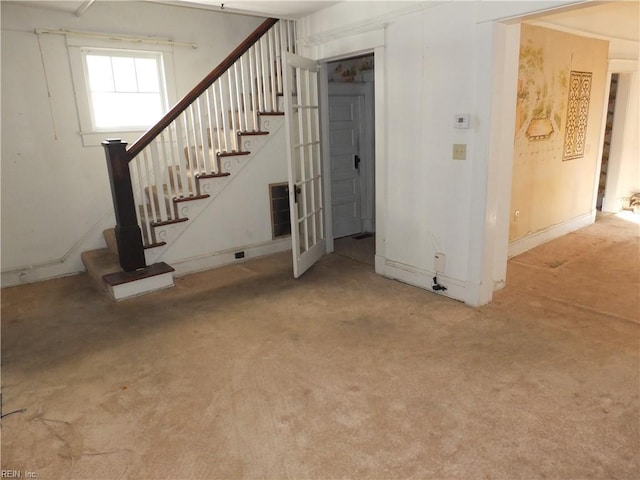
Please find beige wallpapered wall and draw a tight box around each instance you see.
[510,24,608,241]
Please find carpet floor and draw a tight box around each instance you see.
[1,214,638,479]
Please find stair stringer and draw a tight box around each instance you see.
[143,115,287,269]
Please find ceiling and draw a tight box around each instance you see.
[23,0,338,18]
[17,0,640,39]
[162,1,339,18]
[530,1,639,42]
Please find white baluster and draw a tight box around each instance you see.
[260,36,273,112]
[240,57,249,133]
[197,96,212,175]
[150,139,169,222]
[142,149,159,226]
[210,84,223,161]
[187,103,201,175]
[292,21,297,54]
[250,46,259,131]
[253,44,261,113]
[158,131,175,219]
[133,156,153,245]
[260,37,269,112]
[166,123,182,207]
[286,21,292,54]
[218,80,229,153]
[234,62,244,134]
[175,113,192,197]
[275,22,283,96]
[183,106,194,176]
[204,88,216,173]
[268,29,277,112]
[227,70,238,151]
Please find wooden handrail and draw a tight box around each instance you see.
[128,17,278,159]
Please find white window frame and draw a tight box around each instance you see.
[68,37,177,147]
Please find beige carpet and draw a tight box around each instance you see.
[1,214,638,479]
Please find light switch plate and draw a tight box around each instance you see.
[453,144,466,160]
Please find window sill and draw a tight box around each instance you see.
[80,129,148,148]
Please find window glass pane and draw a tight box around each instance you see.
[91,92,123,128]
[135,58,160,93]
[86,55,114,92]
[112,57,137,92]
[92,92,162,129]
[127,93,163,125]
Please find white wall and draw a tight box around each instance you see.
[1,1,263,285]
[298,0,587,306]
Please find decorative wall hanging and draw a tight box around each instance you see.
[328,55,374,83]
[563,71,592,161]
[516,40,568,143]
[525,117,554,141]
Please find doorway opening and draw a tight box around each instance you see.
[597,73,619,211]
[324,54,376,266]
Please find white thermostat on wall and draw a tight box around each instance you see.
[454,114,470,129]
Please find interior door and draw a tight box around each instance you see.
[282,52,325,278]
[329,92,363,238]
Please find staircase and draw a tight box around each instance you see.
[82,18,296,300]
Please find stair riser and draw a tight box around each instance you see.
[103,228,118,257]
[108,272,174,300]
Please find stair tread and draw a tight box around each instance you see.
[82,248,122,281]
[218,151,251,158]
[196,172,231,179]
[239,130,269,136]
[82,248,174,289]
[150,217,189,227]
[174,193,210,202]
[103,262,175,287]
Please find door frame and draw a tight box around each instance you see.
[598,64,638,213]
[319,55,377,254]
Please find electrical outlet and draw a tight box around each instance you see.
[514,210,520,222]
[434,252,446,273]
[452,144,466,160]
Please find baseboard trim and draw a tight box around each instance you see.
[378,258,468,304]
[508,211,594,258]
[170,237,292,277]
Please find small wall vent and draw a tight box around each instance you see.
[269,182,291,239]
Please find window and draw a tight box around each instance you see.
[83,49,166,130]
[67,38,175,147]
